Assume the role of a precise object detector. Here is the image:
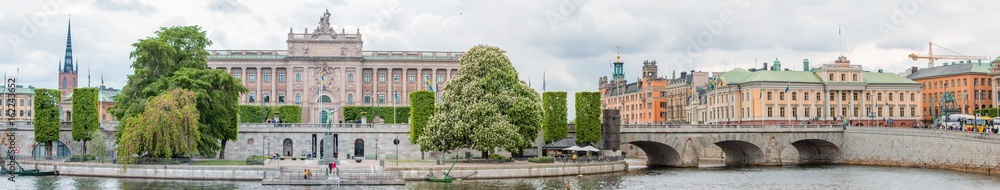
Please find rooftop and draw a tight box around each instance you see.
[907,62,991,80]
[207,50,462,61]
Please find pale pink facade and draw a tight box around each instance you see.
[207,13,461,123]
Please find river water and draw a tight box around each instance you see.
[4,165,1000,189]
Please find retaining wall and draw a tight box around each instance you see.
[20,161,279,181]
[842,127,1000,174]
[390,161,627,181]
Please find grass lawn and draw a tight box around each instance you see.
[190,160,247,165]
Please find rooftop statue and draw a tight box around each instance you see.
[312,9,336,38]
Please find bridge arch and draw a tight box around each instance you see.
[790,139,842,164]
[714,140,766,166]
[629,141,683,167]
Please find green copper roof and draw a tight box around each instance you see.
[863,72,917,84]
[719,68,822,84]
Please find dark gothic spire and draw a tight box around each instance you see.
[62,16,75,73]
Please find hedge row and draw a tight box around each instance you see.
[575,92,602,145]
[239,105,302,123]
[343,106,410,124]
[542,92,568,144]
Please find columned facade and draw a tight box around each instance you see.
[207,12,461,123]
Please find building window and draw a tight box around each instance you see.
[234,73,241,78]
[899,93,904,101]
[278,73,285,82]
[853,107,859,117]
[911,93,915,101]
[295,73,301,82]
[248,73,256,82]
[379,73,386,82]
[779,92,785,100]
[348,73,354,82]
[295,93,301,103]
[378,94,386,103]
[815,93,820,101]
[364,73,371,82]
[767,107,773,117]
[888,93,893,101]
[348,94,354,103]
[779,107,786,117]
[853,74,858,81]
[804,108,810,117]
[866,93,871,101]
[841,93,847,101]
[319,95,331,103]
[767,92,772,100]
[27,110,31,117]
[249,93,256,103]
[263,73,270,82]
[263,93,270,102]
[829,74,834,81]
[910,107,915,116]
[19,99,23,106]
[364,94,371,103]
[278,93,285,103]
[889,107,894,117]
[877,93,882,101]
[437,74,444,83]
[841,74,846,81]
[408,74,415,82]
[393,74,400,82]
[878,107,883,117]
[423,74,430,82]
[853,92,858,101]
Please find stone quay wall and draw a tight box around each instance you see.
[390,161,627,181]
[842,126,1000,174]
[20,161,278,181]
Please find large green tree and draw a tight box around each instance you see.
[117,89,201,166]
[408,90,435,145]
[72,87,99,155]
[419,45,542,156]
[575,92,602,144]
[542,91,568,144]
[33,89,60,158]
[109,26,246,158]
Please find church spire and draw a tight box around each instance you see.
[62,16,75,74]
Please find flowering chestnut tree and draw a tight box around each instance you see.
[419,45,542,156]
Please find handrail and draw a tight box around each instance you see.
[621,124,840,129]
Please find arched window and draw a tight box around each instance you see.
[319,95,332,103]
[348,94,354,103]
[295,73,301,82]
[295,93,301,103]
[62,78,67,89]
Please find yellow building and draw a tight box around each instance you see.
[2,85,36,122]
[707,56,923,127]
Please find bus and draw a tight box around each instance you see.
[940,114,970,130]
[973,116,992,133]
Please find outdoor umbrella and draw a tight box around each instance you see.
[582,146,600,152]
[562,146,583,151]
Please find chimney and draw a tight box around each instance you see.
[680,71,688,79]
[802,59,810,71]
[672,70,676,79]
[763,62,768,71]
[910,66,918,74]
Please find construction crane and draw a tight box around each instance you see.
[908,42,990,68]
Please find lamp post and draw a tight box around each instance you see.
[393,136,399,167]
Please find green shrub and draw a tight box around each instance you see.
[489,154,506,161]
[344,106,410,124]
[528,156,555,163]
[66,154,98,162]
[245,155,268,165]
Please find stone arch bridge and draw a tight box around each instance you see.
[620,124,844,167]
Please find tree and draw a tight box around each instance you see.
[575,92,602,145]
[408,91,435,145]
[72,87,99,155]
[420,45,542,157]
[156,68,247,159]
[109,26,245,158]
[86,130,110,159]
[542,91,568,144]
[117,89,200,166]
[33,89,61,158]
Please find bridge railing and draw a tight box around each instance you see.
[622,124,841,129]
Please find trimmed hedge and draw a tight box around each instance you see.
[343,106,410,124]
[246,155,268,165]
[66,154,98,162]
[409,91,435,144]
[575,92,602,145]
[528,156,555,163]
[239,105,301,123]
[542,92,568,144]
[974,108,1000,118]
[72,88,100,154]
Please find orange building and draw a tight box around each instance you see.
[598,54,708,124]
[908,61,994,123]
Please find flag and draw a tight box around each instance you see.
[759,85,764,99]
[784,80,790,93]
[424,75,434,91]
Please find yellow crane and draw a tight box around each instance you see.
[908,42,989,68]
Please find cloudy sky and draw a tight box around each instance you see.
[2,0,998,118]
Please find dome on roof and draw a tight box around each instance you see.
[993,56,1000,63]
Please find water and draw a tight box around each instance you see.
[4,165,1000,189]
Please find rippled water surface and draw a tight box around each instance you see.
[5,165,1000,189]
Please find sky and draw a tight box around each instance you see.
[2,0,999,119]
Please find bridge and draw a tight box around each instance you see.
[619,124,844,167]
